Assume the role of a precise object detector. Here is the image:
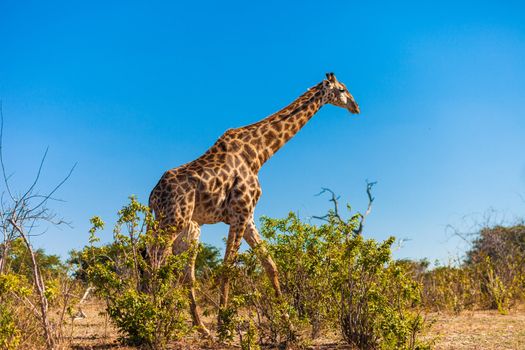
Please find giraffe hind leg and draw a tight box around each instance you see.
[219,218,249,309]
[172,221,210,336]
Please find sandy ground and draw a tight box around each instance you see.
[427,309,525,350]
[65,299,525,349]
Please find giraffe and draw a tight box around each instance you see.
[148,73,360,335]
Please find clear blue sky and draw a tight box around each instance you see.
[1,1,524,263]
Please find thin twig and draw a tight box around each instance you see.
[9,291,41,319]
[19,147,49,203]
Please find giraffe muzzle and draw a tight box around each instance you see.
[348,102,360,114]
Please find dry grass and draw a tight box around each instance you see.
[64,299,525,349]
[426,307,525,350]
[67,299,133,350]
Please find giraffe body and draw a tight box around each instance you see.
[149,73,359,334]
[150,131,262,227]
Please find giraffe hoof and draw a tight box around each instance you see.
[196,324,212,338]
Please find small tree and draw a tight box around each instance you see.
[0,105,77,349]
[80,197,191,349]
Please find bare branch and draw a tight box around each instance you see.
[445,224,473,244]
[354,180,377,236]
[9,291,41,319]
[19,147,49,203]
[313,188,344,223]
[312,181,377,238]
[27,162,76,216]
[316,188,341,216]
[26,194,67,203]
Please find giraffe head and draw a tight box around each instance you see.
[323,72,360,114]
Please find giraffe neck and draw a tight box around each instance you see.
[236,82,326,171]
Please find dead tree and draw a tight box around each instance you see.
[313,180,377,237]
[0,103,75,349]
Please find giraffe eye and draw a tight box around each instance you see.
[338,88,345,92]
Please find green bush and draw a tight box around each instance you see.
[0,246,76,349]
[0,275,22,350]
[260,213,342,339]
[218,239,301,346]
[80,197,191,349]
[338,236,428,350]
[420,264,479,314]
[222,207,430,349]
[413,223,525,315]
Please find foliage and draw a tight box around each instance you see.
[0,275,22,350]
[420,264,478,314]
[467,224,525,309]
[407,223,525,315]
[220,253,299,346]
[0,304,20,350]
[338,236,428,350]
[3,190,523,349]
[0,249,78,349]
[79,196,191,349]
[239,317,260,350]
[220,205,430,349]
[2,238,65,280]
[260,213,342,339]
[195,243,221,278]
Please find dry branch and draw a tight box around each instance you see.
[9,218,55,349]
[312,181,377,237]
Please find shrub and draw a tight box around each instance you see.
[80,197,191,349]
[3,238,65,279]
[0,275,22,350]
[260,213,342,339]
[338,236,428,350]
[223,206,430,349]
[467,224,525,265]
[0,248,78,349]
[415,223,525,314]
[467,224,525,309]
[219,242,300,346]
[420,264,480,314]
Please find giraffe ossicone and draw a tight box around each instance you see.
[149,73,360,335]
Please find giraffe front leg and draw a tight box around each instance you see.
[244,219,297,341]
[244,219,282,297]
